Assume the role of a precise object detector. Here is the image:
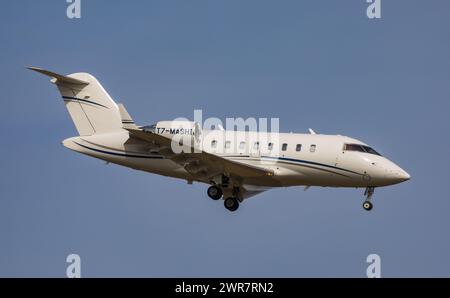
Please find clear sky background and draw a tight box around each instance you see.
[1,0,449,277]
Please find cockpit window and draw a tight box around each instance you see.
[344,144,365,153]
[344,144,381,156]
[362,145,381,156]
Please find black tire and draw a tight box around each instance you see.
[224,197,239,212]
[207,185,223,200]
[363,201,373,211]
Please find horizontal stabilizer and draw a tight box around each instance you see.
[29,67,122,136]
[27,67,90,86]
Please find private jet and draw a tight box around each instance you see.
[29,67,410,212]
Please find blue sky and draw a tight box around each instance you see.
[1,0,449,277]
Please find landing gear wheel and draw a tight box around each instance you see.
[224,197,239,212]
[207,185,223,200]
[363,201,373,211]
[363,187,375,211]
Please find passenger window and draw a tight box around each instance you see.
[282,143,288,151]
[310,144,316,152]
[268,143,274,151]
[239,141,246,150]
[296,144,302,152]
[211,140,217,148]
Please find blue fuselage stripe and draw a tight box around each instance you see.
[73,142,164,159]
[72,142,360,175]
[260,156,362,175]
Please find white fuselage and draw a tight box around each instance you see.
[63,129,410,190]
[29,67,410,210]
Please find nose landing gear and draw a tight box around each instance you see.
[363,201,373,211]
[363,187,375,211]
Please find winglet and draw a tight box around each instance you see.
[27,67,90,86]
[118,103,138,129]
[308,128,317,135]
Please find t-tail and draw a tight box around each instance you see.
[28,67,125,136]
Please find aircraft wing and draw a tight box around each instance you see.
[126,128,274,181]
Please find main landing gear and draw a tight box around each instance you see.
[207,185,223,200]
[363,187,375,211]
[207,184,240,212]
[224,197,239,212]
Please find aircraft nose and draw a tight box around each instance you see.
[368,158,410,186]
[396,168,411,181]
[387,165,411,183]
